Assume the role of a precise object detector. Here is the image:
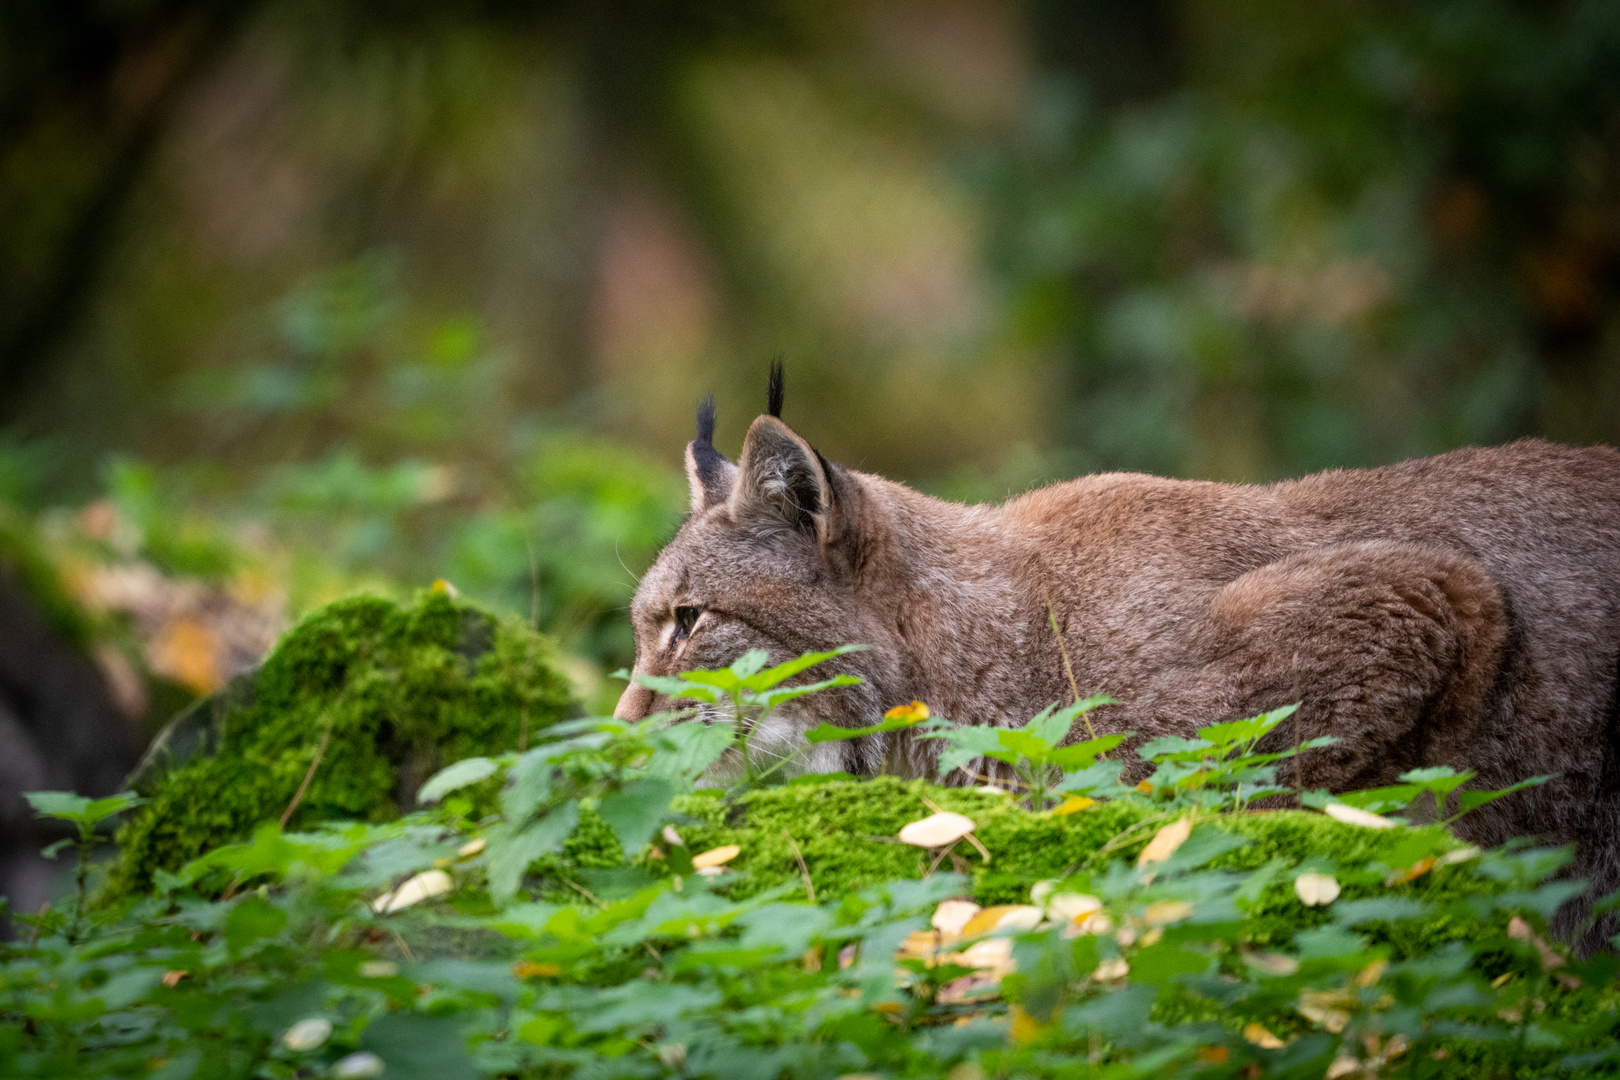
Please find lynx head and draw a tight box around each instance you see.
[614,365,902,776]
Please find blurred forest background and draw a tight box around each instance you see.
[2,0,1619,904]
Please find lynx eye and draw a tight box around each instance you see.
[672,605,702,643]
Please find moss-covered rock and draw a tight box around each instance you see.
[105,589,573,898]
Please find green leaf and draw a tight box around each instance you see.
[803,706,928,743]
[597,777,677,857]
[752,673,862,709]
[997,728,1054,761]
[740,644,867,692]
[487,802,581,903]
[650,721,734,778]
[1021,703,1071,748]
[1138,736,1213,762]
[23,791,93,823]
[417,757,498,804]
[1048,734,1129,771]
[1199,703,1298,747]
[361,1013,479,1080]
[225,894,289,953]
[634,672,721,702]
[1398,765,1475,799]
[1455,775,1554,819]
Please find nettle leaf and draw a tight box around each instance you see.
[597,777,677,857]
[23,791,94,823]
[1048,734,1129,771]
[225,894,289,953]
[1022,703,1072,749]
[360,1013,478,1080]
[650,721,734,777]
[1139,736,1214,763]
[998,728,1056,761]
[741,643,866,692]
[417,758,498,804]
[1199,704,1299,748]
[803,705,924,744]
[1456,775,1554,818]
[487,802,582,903]
[1398,765,1475,799]
[753,673,862,709]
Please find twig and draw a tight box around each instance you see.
[560,877,606,909]
[1043,585,1098,741]
[279,725,332,829]
[388,927,415,961]
[783,829,816,903]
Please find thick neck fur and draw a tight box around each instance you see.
[843,471,1069,732]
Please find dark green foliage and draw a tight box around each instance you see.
[104,589,573,898]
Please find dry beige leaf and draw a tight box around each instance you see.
[1143,900,1193,926]
[1324,1056,1359,1079]
[1436,845,1480,866]
[1240,947,1300,977]
[1294,872,1341,907]
[692,844,740,869]
[1047,893,1103,923]
[1323,802,1396,829]
[1242,1023,1286,1049]
[1507,916,1565,970]
[953,937,1016,976]
[1137,818,1193,867]
[960,904,1042,937]
[898,811,977,848]
[931,899,981,936]
[662,825,685,848]
[1297,990,1353,1033]
[373,869,452,914]
[456,838,485,858]
[1092,958,1130,981]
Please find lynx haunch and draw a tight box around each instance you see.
[617,374,1620,944]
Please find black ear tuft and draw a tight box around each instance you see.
[696,394,716,446]
[767,359,784,418]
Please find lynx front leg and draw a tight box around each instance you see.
[1148,541,1508,793]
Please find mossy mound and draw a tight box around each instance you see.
[106,590,573,898]
[530,778,1500,959]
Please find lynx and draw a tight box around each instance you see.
[617,370,1620,946]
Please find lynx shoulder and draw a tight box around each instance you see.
[618,374,1620,946]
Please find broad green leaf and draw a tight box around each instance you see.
[650,720,734,777]
[1199,703,1298,748]
[752,673,862,709]
[23,791,93,822]
[597,777,677,857]
[417,757,498,804]
[1021,703,1071,749]
[803,702,930,743]
[360,1013,479,1080]
[997,728,1055,761]
[1455,775,1554,818]
[740,643,867,692]
[1398,765,1475,799]
[1048,734,1129,771]
[1138,736,1213,762]
[634,672,721,702]
[487,802,582,903]
[225,894,289,953]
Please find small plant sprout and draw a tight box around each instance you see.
[23,790,143,939]
[627,644,867,788]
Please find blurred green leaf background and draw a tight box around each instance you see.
[2,0,1618,705]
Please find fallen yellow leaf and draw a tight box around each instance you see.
[513,961,562,978]
[1008,1004,1046,1043]
[960,905,1042,937]
[1137,818,1193,867]
[692,844,740,869]
[1142,900,1193,926]
[1052,796,1094,815]
[884,701,931,723]
[1243,1023,1286,1049]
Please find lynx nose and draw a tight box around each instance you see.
[614,681,656,722]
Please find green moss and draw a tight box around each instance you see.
[104,589,574,898]
[647,780,1495,956]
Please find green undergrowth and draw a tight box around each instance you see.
[103,589,573,899]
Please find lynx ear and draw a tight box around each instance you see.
[685,395,736,513]
[730,414,834,538]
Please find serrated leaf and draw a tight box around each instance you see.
[487,802,581,903]
[597,777,677,857]
[740,644,866,692]
[417,758,498,804]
